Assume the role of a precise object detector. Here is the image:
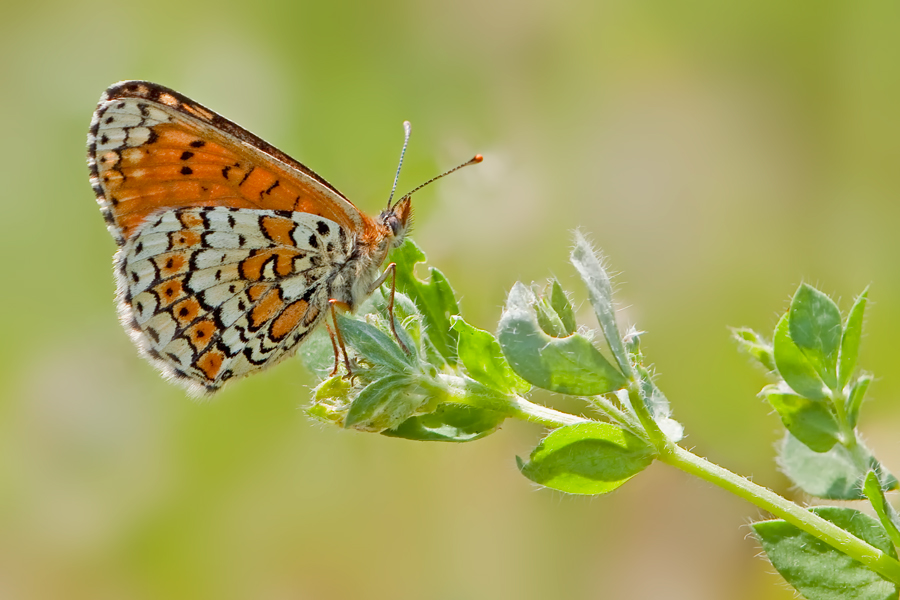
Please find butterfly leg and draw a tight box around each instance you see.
[328,299,354,376]
[368,263,410,355]
[325,321,341,376]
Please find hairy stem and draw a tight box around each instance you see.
[507,400,900,584]
[434,374,587,428]
[508,397,588,428]
[659,444,900,584]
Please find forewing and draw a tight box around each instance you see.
[87,80,367,246]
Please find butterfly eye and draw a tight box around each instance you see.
[386,214,403,237]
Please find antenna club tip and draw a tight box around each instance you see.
[473,154,484,163]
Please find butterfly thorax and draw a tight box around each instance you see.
[333,197,411,310]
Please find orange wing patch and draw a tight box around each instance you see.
[271,300,309,341]
[249,288,285,330]
[169,229,202,249]
[184,320,217,352]
[260,215,296,246]
[153,278,186,308]
[240,248,302,281]
[172,296,202,327]
[196,348,226,380]
[99,120,370,241]
[152,252,189,278]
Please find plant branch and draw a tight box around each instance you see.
[433,374,587,428]
[508,396,588,428]
[626,382,669,449]
[659,444,900,585]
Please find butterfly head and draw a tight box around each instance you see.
[380,152,483,250]
[381,196,413,248]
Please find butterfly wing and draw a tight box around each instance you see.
[87,80,369,245]
[121,206,348,394]
[86,81,373,394]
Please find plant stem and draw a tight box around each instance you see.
[464,375,900,582]
[829,388,857,449]
[435,374,587,428]
[591,395,643,434]
[659,444,900,585]
[508,396,587,428]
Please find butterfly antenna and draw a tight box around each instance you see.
[387,121,413,210]
[395,154,484,206]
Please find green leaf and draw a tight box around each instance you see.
[570,231,633,378]
[308,375,355,424]
[838,288,868,390]
[863,471,900,549]
[344,374,424,431]
[762,385,840,452]
[731,327,776,372]
[550,279,577,336]
[789,284,842,389]
[498,283,626,395]
[753,506,898,600]
[451,316,531,395]
[336,314,413,372]
[780,434,897,500]
[631,359,683,442]
[847,374,873,430]
[533,292,570,338]
[518,422,655,495]
[774,313,828,400]
[636,370,670,420]
[383,403,506,442]
[390,239,460,365]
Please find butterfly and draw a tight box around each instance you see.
[87,80,480,396]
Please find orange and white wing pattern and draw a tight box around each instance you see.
[87,81,391,395]
[119,206,348,394]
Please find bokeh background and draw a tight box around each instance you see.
[3,1,900,598]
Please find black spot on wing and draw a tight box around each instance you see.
[263,180,280,197]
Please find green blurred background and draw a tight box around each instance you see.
[3,1,900,598]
